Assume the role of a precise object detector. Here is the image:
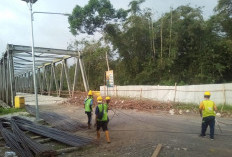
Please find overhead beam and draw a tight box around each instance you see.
[9,44,78,56]
[14,53,65,59]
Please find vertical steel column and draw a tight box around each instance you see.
[72,58,79,96]
[5,54,10,105]
[29,2,39,120]
[64,59,71,97]
[0,63,2,100]
[51,63,59,96]
[49,65,53,96]
[37,68,42,94]
[8,47,16,107]
[59,60,64,96]
[78,52,89,92]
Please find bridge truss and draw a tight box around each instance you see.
[0,44,89,107]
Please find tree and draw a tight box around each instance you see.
[68,0,127,35]
[67,0,232,87]
[215,0,232,38]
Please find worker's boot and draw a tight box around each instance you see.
[97,131,100,140]
[88,123,91,129]
[105,130,111,143]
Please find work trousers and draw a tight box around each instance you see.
[85,112,92,125]
[201,116,215,139]
[97,121,108,131]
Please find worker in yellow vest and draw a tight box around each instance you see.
[95,96,111,143]
[105,96,111,124]
[199,91,217,140]
[84,90,93,129]
[105,96,111,106]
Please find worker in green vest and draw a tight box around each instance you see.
[199,91,217,140]
[84,90,93,129]
[105,96,111,106]
[95,96,111,143]
[105,96,111,124]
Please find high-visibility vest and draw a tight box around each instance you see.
[97,104,108,121]
[202,100,216,118]
[85,98,92,112]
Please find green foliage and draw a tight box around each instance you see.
[68,0,232,89]
[0,108,26,115]
[215,0,232,38]
[173,103,199,110]
[68,0,128,35]
[217,105,232,112]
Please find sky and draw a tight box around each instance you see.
[0,0,219,54]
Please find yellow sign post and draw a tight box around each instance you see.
[106,70,114,87]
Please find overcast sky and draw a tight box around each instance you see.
[0,0,218,54]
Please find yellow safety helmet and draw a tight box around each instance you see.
[88,90,93,96]
[204,91,211,96]
[97,96,103,102]
[105,96,111,100]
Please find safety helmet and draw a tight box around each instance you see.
[105,96,111,100]
[204,91,211,96]
[97,96,103,102]
[88,90,93,96]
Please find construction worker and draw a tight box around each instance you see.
[84,90,93,129]
[199,91,217,140]
[95,96,111,143]
[105,96,111,124]
[105,96,111,106]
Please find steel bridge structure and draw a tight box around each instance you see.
[0,44,89,107]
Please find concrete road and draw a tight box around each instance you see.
[12,93,232,157]
[41,104,232,157]
[17,93,67,106]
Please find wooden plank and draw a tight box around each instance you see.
[151,144,162,157]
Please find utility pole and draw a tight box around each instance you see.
[21,0,71,120]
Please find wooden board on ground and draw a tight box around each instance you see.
[151,144,162,157]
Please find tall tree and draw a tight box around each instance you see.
[68,0,127,35]
[215,0,232,38]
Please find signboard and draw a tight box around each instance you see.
[106,70,114,87]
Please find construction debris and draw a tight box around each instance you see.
[169,109,175,115]
[26,105,87,132]
[63,92,174,112]
[0,116,93,157]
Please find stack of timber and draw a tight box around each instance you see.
[26,105,86,132]
[0,116,93,157]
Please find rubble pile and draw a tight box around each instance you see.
[62,92,174,112]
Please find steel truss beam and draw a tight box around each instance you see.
[0,44,89,107]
